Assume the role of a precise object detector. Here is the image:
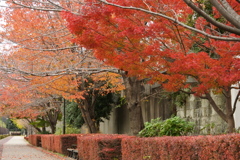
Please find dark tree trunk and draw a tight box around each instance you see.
[41,116,47,133]
[226,114,235,133]
[122,75,144,135]
[42,126,47,133]
[128,102,144,135]
[77,99,98,133]
[205,89,235,133]
[225,90,235,133]
[45,101,61,134]
[76,74,99,133]
[46,109,59,134]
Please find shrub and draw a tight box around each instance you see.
[0,135,9,140]
[55,125,80,135]
[139,116,194,137]
[160,116,194,136]
[138,118,163,137]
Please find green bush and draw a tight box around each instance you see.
[139,116,194,137]
[55,125,80,135]
[138,118,163,137]
[0,135,9,139]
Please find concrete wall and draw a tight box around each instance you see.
[100,93,228,135]
[100,98,174,134]
[177,94,227,135]
[100,84,239,135]
[232,87,240,129]
[100,84,175,134]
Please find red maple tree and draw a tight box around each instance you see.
[62,0,240,133]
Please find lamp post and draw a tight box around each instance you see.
[63,98,66,134]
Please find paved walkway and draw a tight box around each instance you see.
[0,136,74,160]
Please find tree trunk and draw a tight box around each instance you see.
[205,90,235,133]
[225,89,235,133]
[77,99,98,133]
[76,74,99,133]
[122,75,144,135]
[46,109,60,134]
[41,116,47,133]
[128,102,144,135]
[42,126,47,133]
[226,114,235,133]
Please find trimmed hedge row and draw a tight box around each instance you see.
[77,134,127,160]
[28,134,80,155]
[122,134,240,160]
[41,134,54,151]
[27,134,43,147]
[54,134,79,155]
[26,133,240,160]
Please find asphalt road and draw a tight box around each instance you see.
[0,136,73,160]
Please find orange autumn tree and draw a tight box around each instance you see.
[0,2,123,133]
[0,5,79,133]
[62,0,240,133]
[0,69,66,134]
[2,0,145,135]
[0,66,123,133]
[31,72,123,133]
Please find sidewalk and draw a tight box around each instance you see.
[0,136,74,160]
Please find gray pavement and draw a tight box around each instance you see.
[0,136,74,160]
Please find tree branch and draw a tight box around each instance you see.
[0,65,118,77]
[11,0,63,12]
[205,92,227,122]
[98,0,240,41]
[183,0,240,34]
[232,89,240,115]
[209,0,240,29]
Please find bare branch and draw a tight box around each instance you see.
[0,65,119,77]
[11,0,63,12]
